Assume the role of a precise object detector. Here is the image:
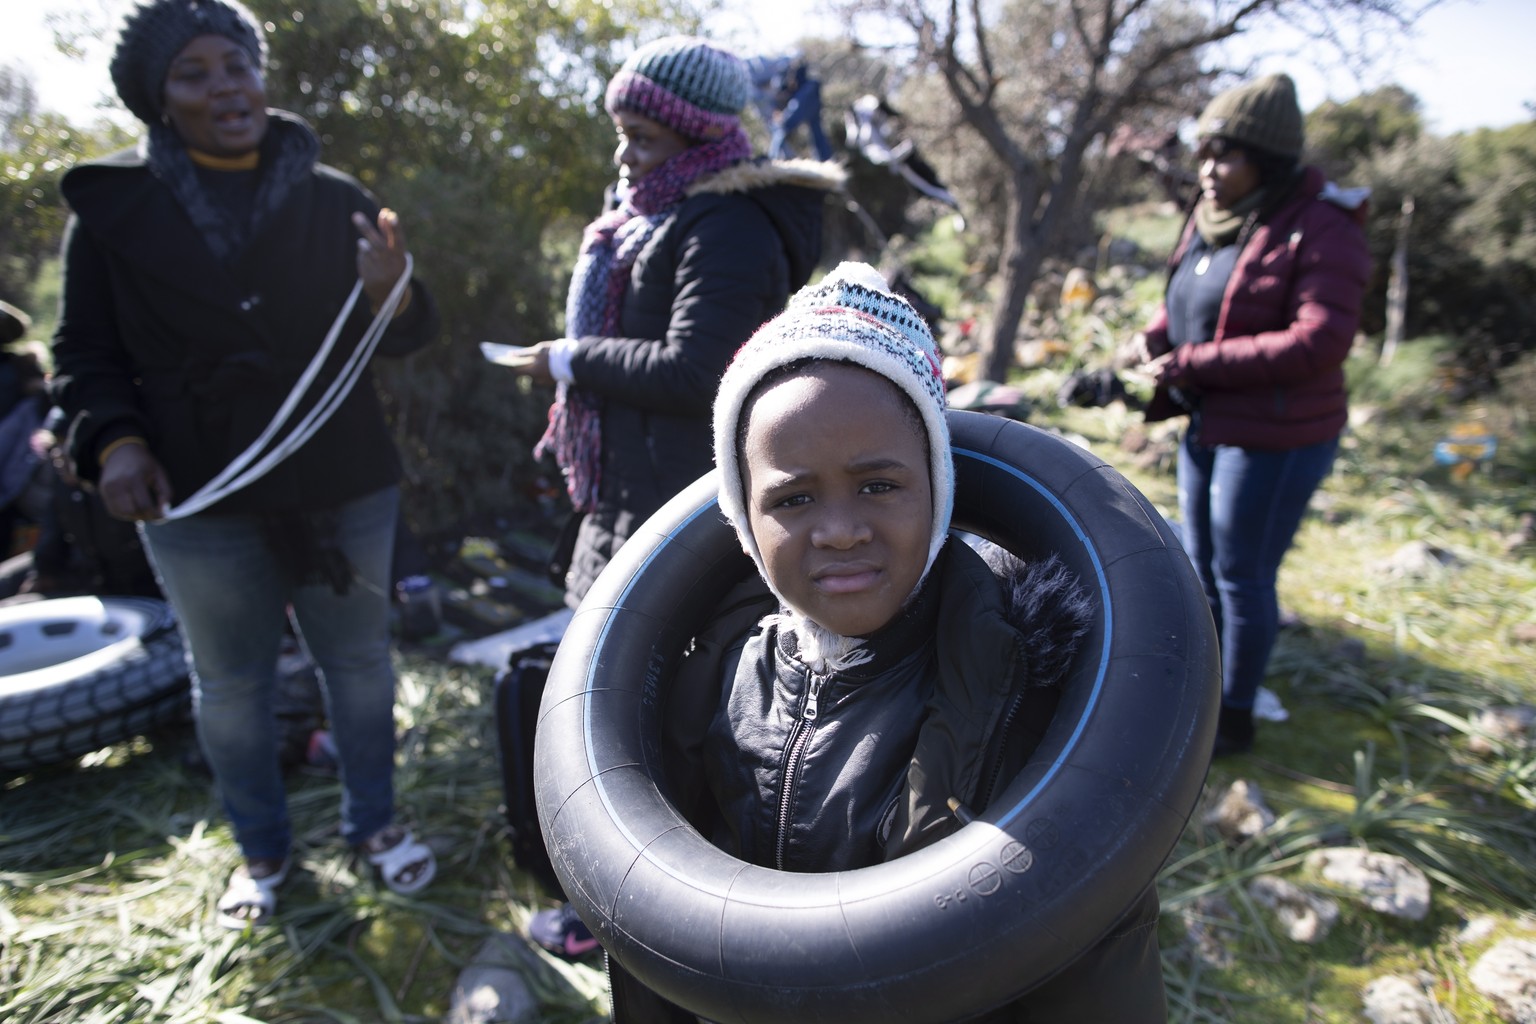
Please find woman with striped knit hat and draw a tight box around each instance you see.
[501,35,843,958]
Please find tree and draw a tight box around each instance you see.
[846,0,1417,383]
[0,65,41,152]
[1350,127,1536,377]
[1306,84,1423,176]
[0,63,133,310]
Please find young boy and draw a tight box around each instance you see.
[611,263,1167,1021]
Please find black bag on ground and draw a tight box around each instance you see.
[494,640,565,896]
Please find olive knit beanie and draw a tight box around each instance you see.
[110,0,267,124]
[1196,73,1304,159]
[714,261,953,594]
[604,36,749,142]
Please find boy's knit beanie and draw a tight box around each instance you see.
[714,261,954,593]
[1195,73,1304,159]
[605,36,749,142]
[110,0,267,124]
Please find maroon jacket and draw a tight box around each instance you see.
[1142,165,1371,449]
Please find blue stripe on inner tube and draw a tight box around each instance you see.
[950,447,1112,830]
[582,497,731,888]
[578,445,1113,874]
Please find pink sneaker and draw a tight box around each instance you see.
[529,903,599,958]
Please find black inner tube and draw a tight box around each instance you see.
[534,410,1218,1024]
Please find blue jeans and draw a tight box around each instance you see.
[770,80,834,161]
[1178,433,1338,711]
[141,486,400,861]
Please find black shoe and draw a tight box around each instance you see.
[1212,704,1254,758]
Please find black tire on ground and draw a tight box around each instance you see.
[0,596,190,773]
[534,411,1220,1024]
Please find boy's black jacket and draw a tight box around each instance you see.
[662,538,1091,867]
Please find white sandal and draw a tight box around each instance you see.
[361,825,436,895]
[216,857,290,930]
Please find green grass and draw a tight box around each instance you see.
[1,664,609,1024]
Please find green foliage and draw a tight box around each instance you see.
[1453,122,1536,293]
[1345,333,1455,407]
[0,112,130,308]
[890,213,979,321]
[2,52,136,307]
[1306,85,1423,178]
[1345,120,1536,377]
[1097,201,1184,264]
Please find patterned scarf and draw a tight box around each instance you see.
[536,125,753,512]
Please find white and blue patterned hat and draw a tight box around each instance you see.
[714,261,952,589]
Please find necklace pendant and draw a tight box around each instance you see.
[1194,254,1211,276]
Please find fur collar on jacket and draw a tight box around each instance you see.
[687,157,846,197]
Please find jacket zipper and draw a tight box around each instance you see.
[774,671,824,869]
[978,689,1026,811]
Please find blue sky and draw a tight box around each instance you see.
[717,0,1535,136]
[4,0,1531,136]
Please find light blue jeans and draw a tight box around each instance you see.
[141,486,399,861]
[1178,433,1338,712]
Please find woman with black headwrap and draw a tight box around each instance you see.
[50,0,441,929]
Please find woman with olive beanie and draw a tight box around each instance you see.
[51,0,441,927]
[1121,72,1371,757]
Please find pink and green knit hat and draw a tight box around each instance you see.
[604,36,749,142]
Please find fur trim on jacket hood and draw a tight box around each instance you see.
[687,156,846,197]
[690,158,844,290]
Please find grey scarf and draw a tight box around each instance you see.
[144,109,320,263]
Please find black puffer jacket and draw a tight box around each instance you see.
[619,540,1167,1023]
[51,118,439,516]
[561,159,841,602]
[697,541,1092,870]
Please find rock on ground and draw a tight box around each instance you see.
[1361,973,1450,1024]
[445,933,543,1024]
[1467,704,1536,756]
[1247,875,1340,944]
[1459,916,1499,945]
[1305,847,1431,921]
[1203,779,1276,845]
[1179,893,1240,970]
[1469,938,1536,1024]
[1375,540,1459,578]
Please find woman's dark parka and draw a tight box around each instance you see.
[51,125,438,517]
[560,159,841,602]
